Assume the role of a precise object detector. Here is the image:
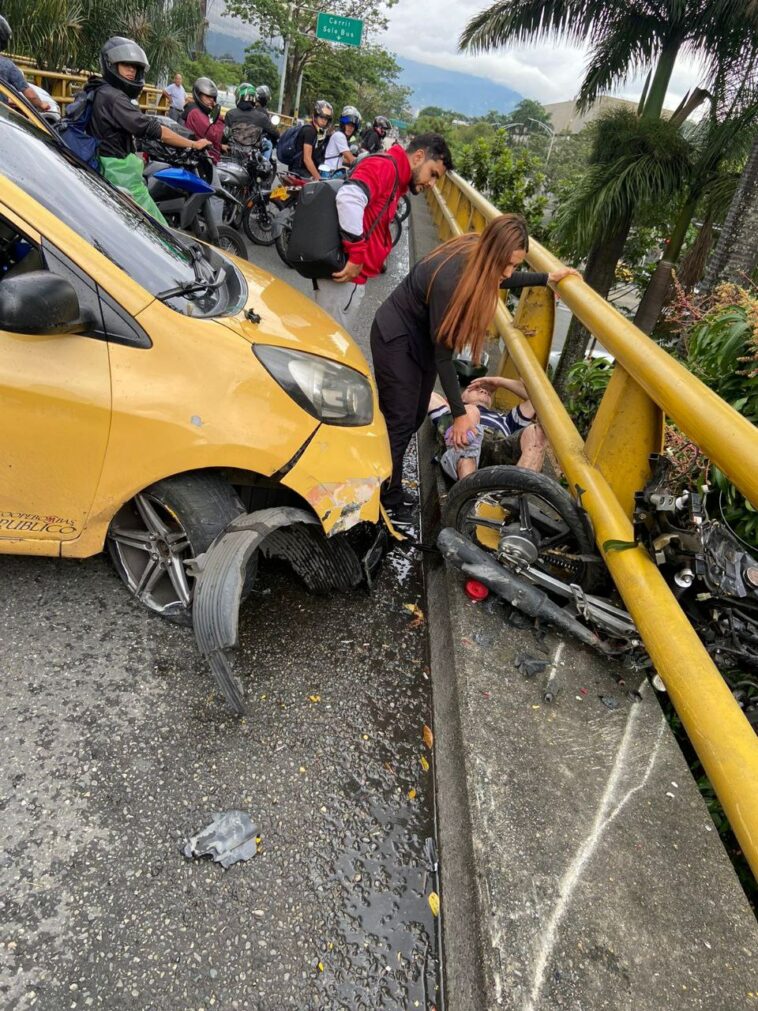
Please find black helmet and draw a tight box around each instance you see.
[373,115,391,135]
[0,15,11,52]
[192,76,218,107]
[313,99,333,124]
[255,85,271,107]
[453,351,490,387]
[100,36,149,100]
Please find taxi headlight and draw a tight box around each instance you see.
[254,345,373,426]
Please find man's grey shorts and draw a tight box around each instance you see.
[433,410,523,479]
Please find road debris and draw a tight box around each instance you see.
[599,695,621,711]
[515,653,550,679]
[181,810,258,869]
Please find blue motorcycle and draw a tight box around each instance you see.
[142,142,247,259]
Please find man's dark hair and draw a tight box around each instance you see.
[406,132,454,171]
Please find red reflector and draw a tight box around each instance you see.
[464,579,489,601]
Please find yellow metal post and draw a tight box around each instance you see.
[494,286,555,411]
[585,367,665,518]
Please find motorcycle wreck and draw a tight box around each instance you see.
[438,454,758,724]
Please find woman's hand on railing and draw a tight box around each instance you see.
[548,267,581,284]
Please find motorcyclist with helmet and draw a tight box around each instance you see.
[320,105,361,177]
[361,115,391,155]
[290,99,333,181]
[0,16,50,111]
[184,77,225,163]
[224,83,279,149]
[87,37,210,222]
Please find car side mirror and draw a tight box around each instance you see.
[0,270,93,335]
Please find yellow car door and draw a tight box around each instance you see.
[0,205,111,553]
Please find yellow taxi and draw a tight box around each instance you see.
[0,95,392,704]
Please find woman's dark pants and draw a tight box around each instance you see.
[370,322,437,508]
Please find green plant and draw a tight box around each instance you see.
[564,356,614,437]
[686,287,758,543]
[454,130,547,235]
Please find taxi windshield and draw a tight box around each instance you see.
[0,104,244,315]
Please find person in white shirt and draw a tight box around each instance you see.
[162,72,186,122]
[320,105,361,177]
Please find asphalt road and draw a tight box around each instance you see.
[0,219,443,1010]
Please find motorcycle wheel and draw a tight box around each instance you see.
[390,215,402,248]
[215,224,248,259]
[396,195,411,222]
[243,200,277,246]
[275,219,292,267]
[444,465,601,591]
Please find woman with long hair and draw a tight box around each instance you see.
[370,213,578,518]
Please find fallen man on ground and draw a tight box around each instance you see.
[428,374,547,481]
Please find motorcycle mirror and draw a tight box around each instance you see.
[270,114,281,127]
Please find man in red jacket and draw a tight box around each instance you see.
[312,132,453,333]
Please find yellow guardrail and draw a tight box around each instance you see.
[427,171,758,879]
[9,56,295,127]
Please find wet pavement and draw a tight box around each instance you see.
[1,222,444,1010]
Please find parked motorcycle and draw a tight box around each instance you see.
[217,143,278,246]
[438,454,758,721]
[269,171,308,267]
[141,141,247,259]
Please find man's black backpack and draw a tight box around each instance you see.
[276,124,302,165]
[285,155,399,280]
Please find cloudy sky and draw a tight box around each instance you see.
[377,0,705,108]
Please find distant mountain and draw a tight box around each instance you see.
[398,58,522,119]
[205,20,524,120]
[206,29,252,64]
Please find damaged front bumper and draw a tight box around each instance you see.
[280,421,392,536]
[190,506,394,714]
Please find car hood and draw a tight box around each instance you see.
[220,260,372,375]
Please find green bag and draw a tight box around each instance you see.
[100,153,168,226]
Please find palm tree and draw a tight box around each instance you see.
[460,0,758,394]
[634,78,758,331]
[702,131,758,290]
[4,0,202,79]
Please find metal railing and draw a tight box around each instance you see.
[426,171,758,878]
[9,56,295,126]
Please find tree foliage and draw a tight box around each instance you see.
[507,97,551,130]
[454,129,548,235]
[460,0,756,116]
[242,41,281,94]
[550,109,691,257]
[223,0,397,115]
[4,0,203,79]
[300,43,411,122]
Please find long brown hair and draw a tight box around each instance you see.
[425,214,529,361]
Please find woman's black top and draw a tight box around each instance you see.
[373,249,548,417]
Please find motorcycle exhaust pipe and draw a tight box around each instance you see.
[437,528,613,654]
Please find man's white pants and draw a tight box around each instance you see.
[312,279,366,335]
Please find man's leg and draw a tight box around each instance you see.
[517,423,547,471]
[370,325,427,509]
[312,279,365,335]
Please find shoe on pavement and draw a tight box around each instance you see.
[384,502,415,525]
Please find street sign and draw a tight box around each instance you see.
[315,12,364,47]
